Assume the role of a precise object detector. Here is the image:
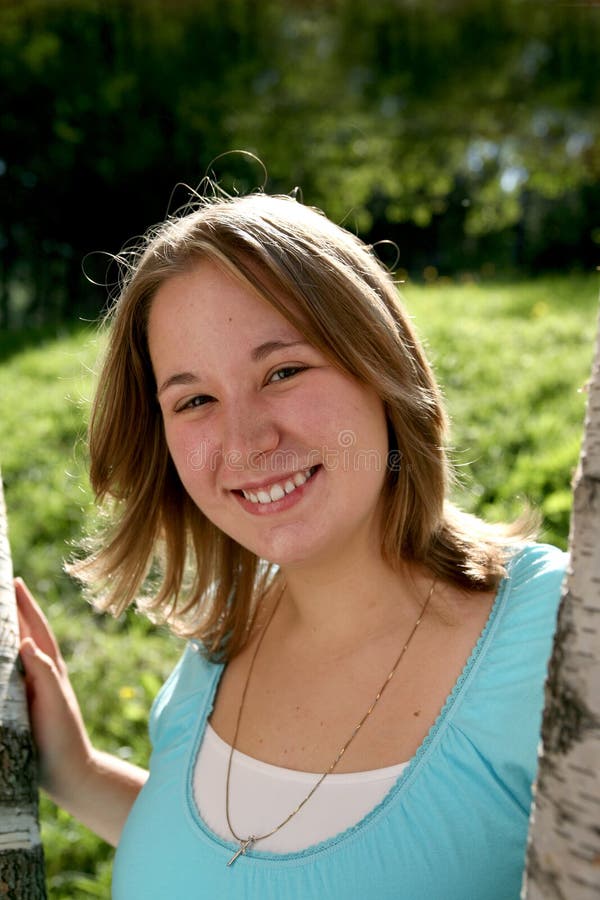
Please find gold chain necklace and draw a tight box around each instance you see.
[225,579,435,866]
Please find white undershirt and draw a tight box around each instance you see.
[193,723,409,853]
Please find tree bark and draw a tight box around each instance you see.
[0,474,46,898]
[522,314,600,899]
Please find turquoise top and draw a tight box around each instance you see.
[113,543,566,899]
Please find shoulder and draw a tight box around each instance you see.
[446,544,567,787]
[484,542,567,679]
[149,640,221,748]
[504,542,568,612]
[507,540,568,578]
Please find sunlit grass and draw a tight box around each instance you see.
[402,274,598,547]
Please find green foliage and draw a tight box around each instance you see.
[0,325,97,607]
[402,274,597,548]
[0,275,596,895]
[1,0,599,325]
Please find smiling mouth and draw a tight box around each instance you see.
[235,466,319,505]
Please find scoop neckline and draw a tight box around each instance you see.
[203,720,410,784]
[184,561,514,866]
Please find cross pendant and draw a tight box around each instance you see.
[227,837,255,867]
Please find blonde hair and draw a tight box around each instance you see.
[70,192,530,660]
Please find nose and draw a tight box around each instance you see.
[221,395,280,472]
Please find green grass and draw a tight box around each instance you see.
[403,275,597,546]
[0,274,597,897]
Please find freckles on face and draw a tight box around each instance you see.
[147,258,391,567]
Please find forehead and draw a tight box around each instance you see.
[147,258,304,348]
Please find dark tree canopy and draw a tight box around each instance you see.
[1,0,599,324]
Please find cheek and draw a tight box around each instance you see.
[163,424,219,493]
[328,395,388,457]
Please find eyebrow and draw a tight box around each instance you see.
[251,338,309,362]
[157,371,200,396]
[157,338,310,396]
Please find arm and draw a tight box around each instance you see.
[15,578,148,847]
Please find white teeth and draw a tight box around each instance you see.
[241,468,315,505]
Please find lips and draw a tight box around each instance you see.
[234,465,319,506]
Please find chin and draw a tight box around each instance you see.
[258,536,339,571]
[231,529,320,569]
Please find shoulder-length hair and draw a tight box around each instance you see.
[69,192,529,660]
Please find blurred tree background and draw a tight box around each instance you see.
[0,0,599,328]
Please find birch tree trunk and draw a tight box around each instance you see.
[0,475,46,898]
[522,314,600,899]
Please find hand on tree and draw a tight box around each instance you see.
[14,577,148,845]
[14,577,93,810]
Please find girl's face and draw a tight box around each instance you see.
[148,258,390,571]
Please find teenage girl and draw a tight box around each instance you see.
[17,192,566,899]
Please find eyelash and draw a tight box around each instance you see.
[175,366,307,412]
[268,365,306,383]
[180,395,213,410]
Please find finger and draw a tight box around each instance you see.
[14,578,62,663]
[19,637,68,716]
[20,637,57,675]
[19,637,60,699]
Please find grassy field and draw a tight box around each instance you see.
[0,274,598,896]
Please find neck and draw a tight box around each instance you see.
[275,545,430,651]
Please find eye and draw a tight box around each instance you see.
[268,366,307,384]
[176,394,214,412]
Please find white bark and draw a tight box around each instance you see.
[0,473,46,896]
[522,314,600,899]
